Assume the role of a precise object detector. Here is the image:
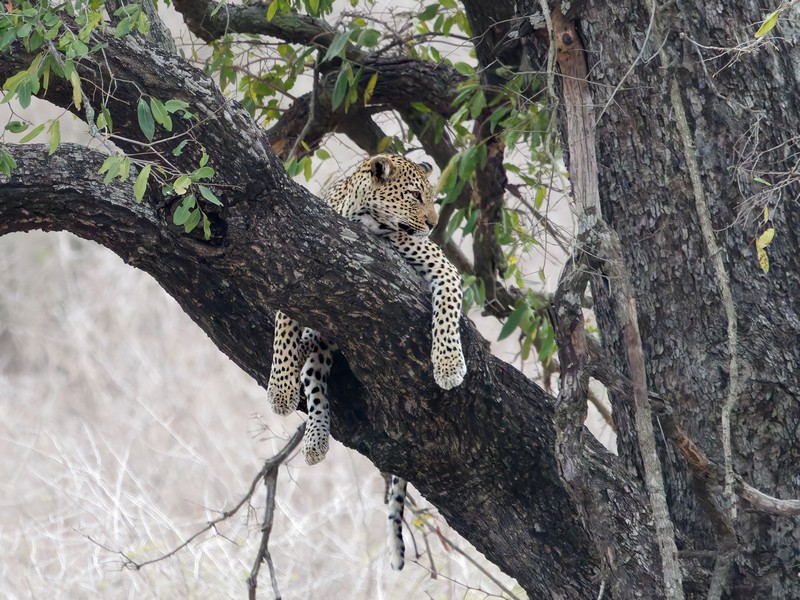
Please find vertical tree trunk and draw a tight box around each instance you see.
[569,1,800,597]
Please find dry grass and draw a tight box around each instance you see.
[0,231,527,599]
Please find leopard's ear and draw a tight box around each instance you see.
[369,155,393,182]
[417,162,433,175]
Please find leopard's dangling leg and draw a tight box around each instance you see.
[266,311,304,415]
[299,331,335,465]
[385,232,466,390]
[385,474,408,570]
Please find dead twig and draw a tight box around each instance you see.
[87,424,305,600]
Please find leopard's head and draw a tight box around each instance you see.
[349,154,438,237]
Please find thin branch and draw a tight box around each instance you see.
[288,60,320,161]
[87,425,305,574]
[735,480,800,516]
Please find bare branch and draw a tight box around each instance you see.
[84,425,304,576]
[247,425,306,600]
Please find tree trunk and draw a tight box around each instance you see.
[527,0,800,597]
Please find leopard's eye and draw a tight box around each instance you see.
[411,190,424,203]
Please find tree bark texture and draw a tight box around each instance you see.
[513,0,800,597]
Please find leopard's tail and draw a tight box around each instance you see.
[385,474,407,570]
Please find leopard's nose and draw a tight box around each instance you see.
[425,206,438,229]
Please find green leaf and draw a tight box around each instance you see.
[137,97,155,141]
[48,120,60,155]
[184,204,201,233]
[190,166,215,181]
[172,140,189,156]
[418,4,439,21]
[133,164,152,203]
[5,121,28,134]
[489,106,510,133]
[537,323,556,362]
[3,69,29,95]
[266,0,280,22]
[98,155,118,175]
[150,97,172,131]
[755,10,780,38]
[323,31,350,62]
[469,90,486,119]
[331,66,350,111]
[173,194,197,226]
[173,175,192,195]
[520,333,533,361]
[136,10,150,35]
[16,78,33,109]
[99,155,123,184]
[376,136,393,153]
[17,23,32,38]
[410,101,431,113]
[114,16,133,38]
[113,4,141,18]
[534,185,547,210]
[498,302,529,341]
[453,61,474,76]
[202,211,211,240]
[199,149,209,167]
[0,148,18,176]
[756,227,775,249]
[164,99,190,113]
[445,208,464,241]
[284,157,300,177]
[757,245,770,273]
[19,122,45,143]
[458,146,478,180]
[0,28,17,51]
[118,156,130,182]
[357,28,380,47]
[198,184,222,206]
[363,72,378,104]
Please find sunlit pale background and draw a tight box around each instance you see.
[0,3,614,599]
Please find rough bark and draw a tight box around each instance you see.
[513,0,800,597]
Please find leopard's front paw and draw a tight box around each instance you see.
[433,348,467,390]
[266,380,301,416]
[302,431,329,465]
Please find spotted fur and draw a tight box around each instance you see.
[265,154,467,564]
[386,475,408,570]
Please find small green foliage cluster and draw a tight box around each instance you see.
[1,2,225,241]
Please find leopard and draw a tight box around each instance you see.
[265,154,467,570]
